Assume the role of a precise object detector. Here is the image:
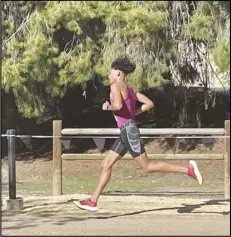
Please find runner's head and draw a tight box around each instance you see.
[108,57,136,84]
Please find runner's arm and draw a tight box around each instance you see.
[135,92,154,115]
[108,84,122,111]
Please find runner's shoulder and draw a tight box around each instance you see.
[110,83,120,91]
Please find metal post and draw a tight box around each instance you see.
[5,129,23,211]
[7,129,16,199]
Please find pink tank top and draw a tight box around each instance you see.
[110,85,137,128]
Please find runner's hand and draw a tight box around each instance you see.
[102,101,110,111]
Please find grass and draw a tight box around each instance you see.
[2,173,224,198]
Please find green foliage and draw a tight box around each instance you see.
[212,40,230,73]
[2,1,230,118]
[212,40,230,86]
[95,1,170,91]
[186,11,213,41]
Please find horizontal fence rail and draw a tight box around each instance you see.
[61,153,224,160]
[62,128,225,136]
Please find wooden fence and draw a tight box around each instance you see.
[53,120,230,198]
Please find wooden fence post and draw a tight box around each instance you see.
[224,120,230,199]
[53,120,62,196]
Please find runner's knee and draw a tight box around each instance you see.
[141,161,151,173]
[142,167,149,173]
[101,160,113,172]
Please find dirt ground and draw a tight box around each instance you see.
[1,138,230,235]
[1,194,230,236]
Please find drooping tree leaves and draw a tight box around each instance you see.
[2,1,230,119]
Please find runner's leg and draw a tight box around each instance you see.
[124,122,202,184]
[75,137,127,211]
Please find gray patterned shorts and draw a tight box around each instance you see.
[110,120,145,158]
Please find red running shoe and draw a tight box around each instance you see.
[187,160,203,185]
[74,198,98,212]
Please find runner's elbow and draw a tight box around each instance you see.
[146,102,154,110]
[114,103,122,110]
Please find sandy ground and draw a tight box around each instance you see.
[2,194,230,236]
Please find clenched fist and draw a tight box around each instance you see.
[102,101,110,111]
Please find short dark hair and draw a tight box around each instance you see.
[111,57,136,75]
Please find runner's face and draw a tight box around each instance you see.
[108,69,120,84]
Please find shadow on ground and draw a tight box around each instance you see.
[2,198,230,230]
